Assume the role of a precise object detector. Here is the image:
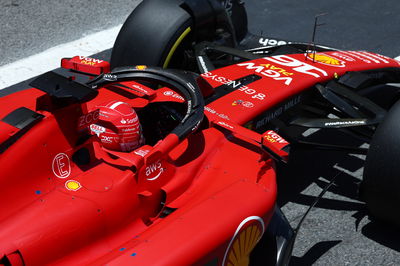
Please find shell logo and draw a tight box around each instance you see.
[223,216,265,266]
[65,180,82,191]
[307,53,345,67]
[135,65,147,70]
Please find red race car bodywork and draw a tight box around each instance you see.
[0,49,398,265]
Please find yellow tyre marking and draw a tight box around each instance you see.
[162,27,191,68]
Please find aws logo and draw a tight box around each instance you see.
[306,53,346,67]
[145,160,164,181]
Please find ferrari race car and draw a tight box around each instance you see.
[1,0,400,265]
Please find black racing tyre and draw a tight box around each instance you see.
[110,0,248,70]
[110,0,193,69]
[363,99,400,226]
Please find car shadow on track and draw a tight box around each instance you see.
[274,129,400,263]
[361,221,400,252]
[289,240,342,266]
[276,149,364,208]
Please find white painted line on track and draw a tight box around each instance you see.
[0,24,122,90]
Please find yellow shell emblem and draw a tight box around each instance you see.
[65,180,81,191]
[223,216,265,266]
[307,53,345,67]
[135,65,147,70]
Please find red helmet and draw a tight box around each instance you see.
[90,100,144,152]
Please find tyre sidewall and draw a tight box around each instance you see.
[363,100,400,226]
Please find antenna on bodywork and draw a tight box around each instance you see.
[305,13,327,62]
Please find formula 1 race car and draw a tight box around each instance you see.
[1,0,399,265]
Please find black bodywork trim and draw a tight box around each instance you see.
[265,172,339,266]
[29,71,98,108]
[205,74,261,104]
[195,41,261,73]
[292,140,369,154]
[0,107,44,154]
[339,67,400,89]
[290,81,387,129]
[2,107,44,129]
[265,206,295,266]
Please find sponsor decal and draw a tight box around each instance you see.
[187,82,196,93]
[232,100,254,108]
[351,51,381,63]
[201,72,266,100]
[238,87,266,100]
[338,51,391,65]
[90,124,106,136]
[101,135,114,144]
[217,121,234,129]
[192,121,201,132]
[52,153,71,179]
[78,56,104,66]
[259,64,294,76]
[222,216,265,266]
[191,120,202,132]
[120,116,138,125]
[359,51,390,63]
[204,106,230,120]
[264,55,328,78]
[256,95,301,129]
[263,130,288,144]
[134,148,150,157]
[259,38,290,47]
[201,72,240,87]
[331,52,356,62]
[145,160,164,181]
[163,91,185,101]
[198,56,208,72]
[131,84,149,94]
[121,127,139,133]
[324,120,366,127]
[306,53,345,67]
[340,51,372,64]
[237,62,293,85]
[103,74,117,81]
[135,65,147,70]
[65,180,81,191]
[182,100,192,123]
[78,109,100,130]
[242,101,255,108]
[187,100,192,115]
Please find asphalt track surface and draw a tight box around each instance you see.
[1,0,400,265]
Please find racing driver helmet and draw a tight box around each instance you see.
[90,100,144,152]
